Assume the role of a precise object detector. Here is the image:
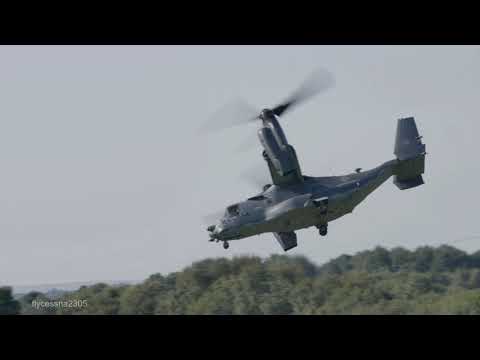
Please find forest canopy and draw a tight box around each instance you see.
[9,245,480,315]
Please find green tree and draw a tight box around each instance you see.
[0,287,21,315]
[431,245,468,273]
[390,247,414,271]
[57,283,128,315]
[414,246,435,272]
[18,291,54,315]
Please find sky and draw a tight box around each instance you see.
[1,45,479,287]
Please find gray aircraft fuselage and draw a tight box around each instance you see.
[211,161,395,240]
[207,110,426,251]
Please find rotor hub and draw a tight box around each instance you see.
[260,108,275,121]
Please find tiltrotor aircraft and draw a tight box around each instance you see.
[204,70,426,251]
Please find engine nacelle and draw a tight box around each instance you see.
[266,116,288,149]
[258,127,296,176]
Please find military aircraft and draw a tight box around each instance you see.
[204,70,426,251]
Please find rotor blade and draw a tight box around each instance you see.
[272,68,335,117]
[234,130,262,153]
[198,99,259,134]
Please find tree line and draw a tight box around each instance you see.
[3,245,480,315]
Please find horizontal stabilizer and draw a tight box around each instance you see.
[393,174,424,190]
[273,232,297,251]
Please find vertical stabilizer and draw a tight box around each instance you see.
[393,117,426,190]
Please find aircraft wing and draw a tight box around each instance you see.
[263,144,304,187]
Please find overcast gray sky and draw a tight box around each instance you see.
[1,45,479,287]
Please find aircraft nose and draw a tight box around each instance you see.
[208,225,223,240]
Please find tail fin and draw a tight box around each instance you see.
[393,117,426,190]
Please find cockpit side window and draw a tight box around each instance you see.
[226,204,240,217]
[247,195,267,201]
